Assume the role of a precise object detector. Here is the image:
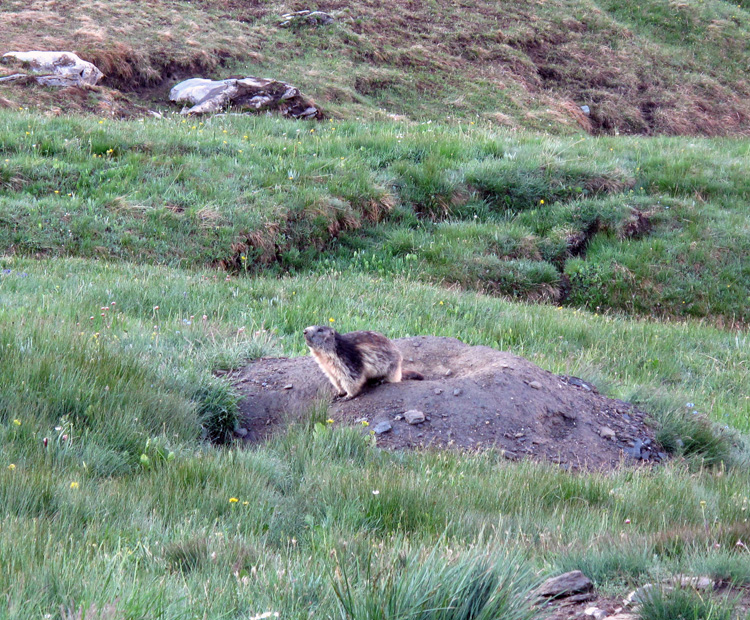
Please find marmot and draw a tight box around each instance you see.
[303,325,423,399]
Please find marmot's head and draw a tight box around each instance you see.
[303,325,337,351]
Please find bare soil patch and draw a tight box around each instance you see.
[232,336,664,471]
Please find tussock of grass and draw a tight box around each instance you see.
[330,543,538,620]
[638,585,738,620]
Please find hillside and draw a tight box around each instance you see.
[1,2,750,619]
[1,0,750,134]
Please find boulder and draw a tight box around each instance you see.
[1,51,103,86]
[169,77,322,119]
[536,570,594,599]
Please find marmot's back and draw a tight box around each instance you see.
[337,330,402,380]
[304,325,418,398]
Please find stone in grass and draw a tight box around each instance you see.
[673,575,714,590]
[536,570,593,599]
[404,410,426,425]
[169,77,321,118]
[1,51,103,86]
[623,583,661,606]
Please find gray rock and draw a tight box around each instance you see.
[234,427,249,437]
[536,570,593,599]
[566,376,593,391]
[1,51,103,86]
[169,77,322,118]
[453,388,462,396]
[606,615,639,620]
[529,380,542,390]
[624,439,643,459]
[599,426,616,440]
[580,105,591,116]
[373,421,392,435]
[404,410,426,425]
[279,10,334,28]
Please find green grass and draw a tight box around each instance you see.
[0,253,747,617]
[0,1,748,616]
[2,390,750,618]
[638,585,742,620]
[2,112,750,324]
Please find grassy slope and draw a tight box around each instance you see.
[1,0,750,134]
[2,111,749,324]
[0,258,749,618]
[1,1,750,617]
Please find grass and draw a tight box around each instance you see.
[2,391,750,617]
[1,111,749,325]
[0,2,749,613]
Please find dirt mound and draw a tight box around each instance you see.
[232,336,664,470]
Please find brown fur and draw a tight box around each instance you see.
[303,325,423,398]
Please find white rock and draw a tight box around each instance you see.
[404,410,426,425]
[623,583,660,606]
[672,575,714,590]
[1,51,103,86]
[583,607,607,620]
[169,77,320,118]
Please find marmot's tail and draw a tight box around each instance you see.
[402,370,424,381]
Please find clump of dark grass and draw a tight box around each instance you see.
[330,542,539,620]
[657,408,734,468]
[554,545,653,589]
[637,585,736,620]
[193,379,240,444]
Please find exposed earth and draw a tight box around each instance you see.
[231,336,664,471]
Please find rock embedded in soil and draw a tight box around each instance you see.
[373,421,392,435]
[537,570,594,599]
[1,51,103,86]
[169,77,322,118]
[584,606,607,620]
[404,410,426,425]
